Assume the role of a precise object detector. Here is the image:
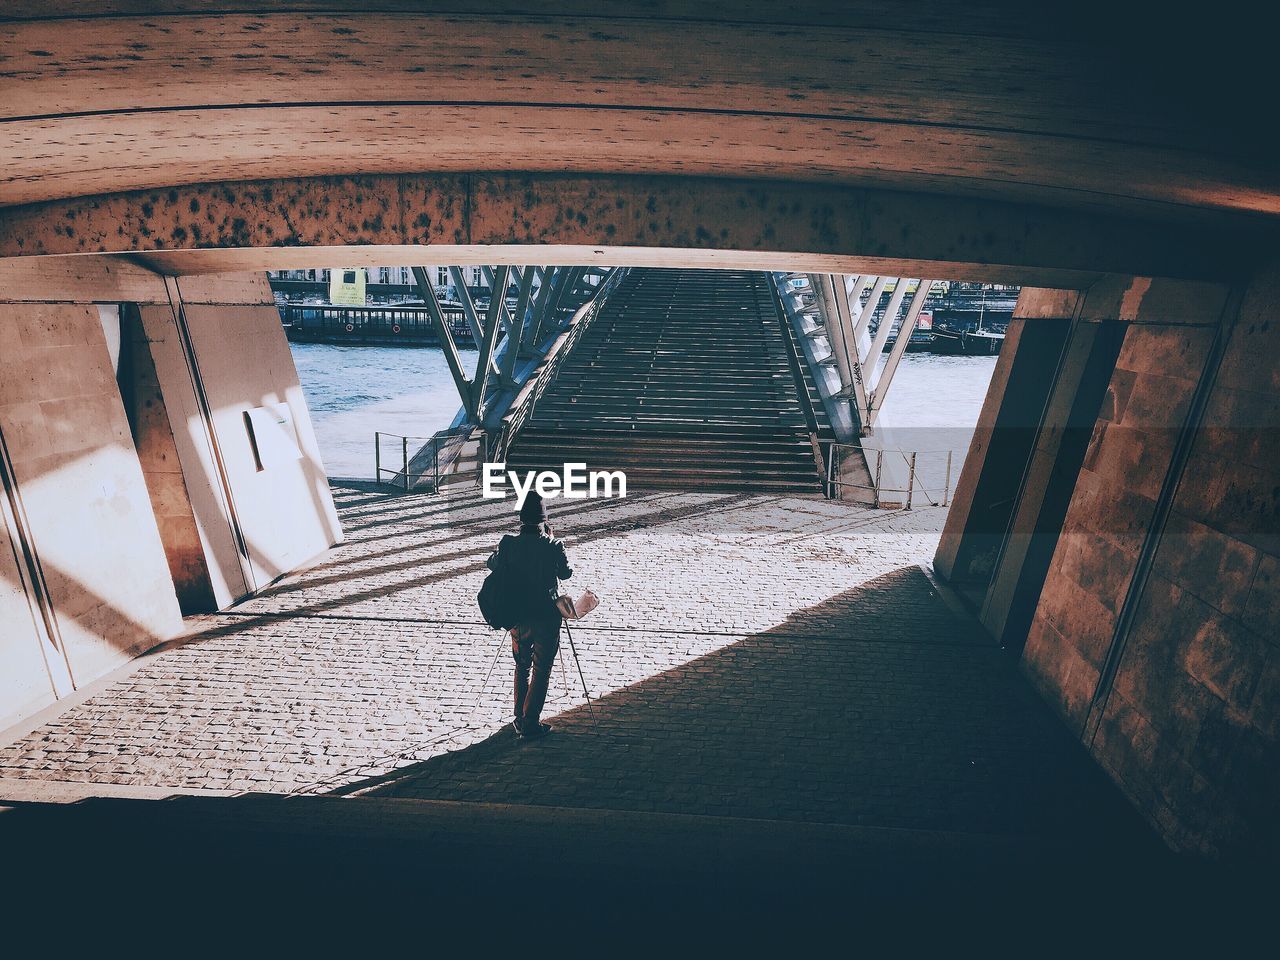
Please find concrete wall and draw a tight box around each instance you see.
[140,274,341,600]
[175,274,342,590]
[0,256,342,731]
[0,472,64,730]
[933,318,1027,583]
[0,300,185,729]
[1086,264,1279,857]
[934,306,1072,587]
[979,292,1126,651]
[944,268,1278,858]
[119,304,217,613]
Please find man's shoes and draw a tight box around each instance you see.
[519,721,553,741]
[512,717,523,736]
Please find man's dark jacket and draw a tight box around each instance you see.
[487,525,572,622]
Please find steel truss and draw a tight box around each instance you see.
[775,272,936,436]
[411,265,610,426]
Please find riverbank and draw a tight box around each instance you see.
[290,342,997,483]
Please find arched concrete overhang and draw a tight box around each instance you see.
[1,173,1276,288]
[3,1,1278,288]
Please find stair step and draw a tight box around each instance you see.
[498,267,830,494]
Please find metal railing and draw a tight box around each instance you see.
[826,442,955,509]
[487,266,629,465]
[770,279,829,481]
[374,426,472,491]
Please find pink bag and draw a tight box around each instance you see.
[556,589,599,620]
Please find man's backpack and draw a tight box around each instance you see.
[478,548,518,630]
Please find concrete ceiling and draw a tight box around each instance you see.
[1,1,1276,282]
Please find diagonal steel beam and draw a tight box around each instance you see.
[413,266,476,420]
[531,267,569,346]
[866,280,933,430]
[861,277,909,385]
[448,266,485,345]
[481,265,518,335]
[522,266,556,351]
[852,275,888,348]
[490,264,518,336]
[817,273,871,432]
[501,265,537,385]
[547,267,586,338]
[471,265,508,417]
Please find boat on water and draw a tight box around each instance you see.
[280,302,475,347]
[930,324,1005,355]
[928,283,1019,355]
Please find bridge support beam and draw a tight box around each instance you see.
[413,266,477,422]
[936,261,1280,859]
[1,174,1269,288]
[499,266,537,387]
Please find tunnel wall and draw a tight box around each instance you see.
[943,267,1279,857]
[146,273,343,596]
[0,299,184,730]
[979,294,1127,652]
[0,466,66,730]
[1083,264,1279,856]
[119,304,217,613]
[933,316,1028,582]
[0,258,341,731]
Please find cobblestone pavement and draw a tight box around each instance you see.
[371,565,1137,839]
[0,484,950,798]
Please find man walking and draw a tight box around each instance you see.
[486,492,573,740]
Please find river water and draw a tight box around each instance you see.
[291,342,997,483]
[291,343,477,480]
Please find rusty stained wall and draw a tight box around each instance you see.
[1019,269,1278,858]
[0,173,1261,287]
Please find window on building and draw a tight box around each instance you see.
[437,267,448,286]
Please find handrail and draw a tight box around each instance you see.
[488,267,629,464]
[826,441,955,509]
[769,277,828,484]
[374,425,472,491]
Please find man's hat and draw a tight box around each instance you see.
[519,491,548,525]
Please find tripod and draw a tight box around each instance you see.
[478,588,596,723]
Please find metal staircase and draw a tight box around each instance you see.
[503,268,832,493]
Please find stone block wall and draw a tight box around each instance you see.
[1022,320,1216,728]
[966,266,1278,858]
[1086,262,1279,857]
